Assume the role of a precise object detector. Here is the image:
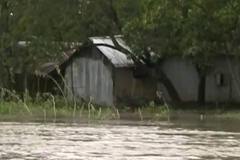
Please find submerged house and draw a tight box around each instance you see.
[158,56,240,103]
[57,36,158,106]
[41,35,240,105]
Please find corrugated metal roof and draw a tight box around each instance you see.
[89,35,135,68]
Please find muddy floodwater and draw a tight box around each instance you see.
[0,118,240,160]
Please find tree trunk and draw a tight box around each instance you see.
[197,75,206,105]
[196,66,206,105]
[156,66,181,103]
[23,72,28,92]
[2,65,11,89]
[100,2,181,103]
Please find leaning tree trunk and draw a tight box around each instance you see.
[196,66,206,105]
[155,65,181,103]
[101,2,181,103]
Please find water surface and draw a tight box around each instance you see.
[0,120,240,160]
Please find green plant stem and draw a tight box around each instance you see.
[138,108,143,121]
[56,68,77,117]
[38,71,67,107]
[49,93,56,119]
[79,103,85,118]
[97,107,102,119]
[0,86,32,116]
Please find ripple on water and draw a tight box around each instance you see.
[0,122,240,160]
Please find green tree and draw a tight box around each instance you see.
[1,0,182,103]
[0,0,81,89]
[123,0,240,104]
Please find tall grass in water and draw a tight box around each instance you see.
[157,91,170,121]
[55,67,77,117]
[151,91,171,122]
[42,93,57,119]
[36,69,79,118]
[0,85,61,119]
[0,89,121,121]
[35,70,68,108]
[1,69,166,121]
[138,107,143,121]
[77,97,120,120]
[0,86,32,116]
[137,91,170,121]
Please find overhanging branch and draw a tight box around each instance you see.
[108,0,122,31]
[93,42,132,55]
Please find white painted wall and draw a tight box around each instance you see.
[158,57,240,103]
[205,57,240,102]
[158,59,199,102]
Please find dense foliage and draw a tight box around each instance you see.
[1,0,240,103]
[123,0,240,103]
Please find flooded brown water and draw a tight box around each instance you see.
[0,120,240,160]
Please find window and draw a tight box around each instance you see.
[216,73,225,86]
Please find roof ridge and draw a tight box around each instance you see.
[89,35,122,40]
[89,35,134,68]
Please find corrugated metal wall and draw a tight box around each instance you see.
[65,54,114,106]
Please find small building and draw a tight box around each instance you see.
[12,62,63,96]
[158,56,240,103]
[59,36,158,106]
[8,38,239,105]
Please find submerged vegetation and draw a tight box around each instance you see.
[0,84,172,121]
[0,86,240,122]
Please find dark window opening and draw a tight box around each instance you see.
[216,73,224,86]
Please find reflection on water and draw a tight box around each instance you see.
[0,121,240,160]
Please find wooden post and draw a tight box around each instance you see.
[37,76,40,93]
[44,78,47,92]
[131,78,136,97]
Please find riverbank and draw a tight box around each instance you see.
[0,101,240,122]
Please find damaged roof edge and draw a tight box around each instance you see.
[89,36,135,68]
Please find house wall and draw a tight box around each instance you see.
[205,57,240,102]
[114,68,157,105]
[158,59,199,102]
[158,57,240,103]
[65,47,114,106]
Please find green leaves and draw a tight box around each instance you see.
[0,0,146,77]
[2,0,239,75]
[122,0,240,69]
